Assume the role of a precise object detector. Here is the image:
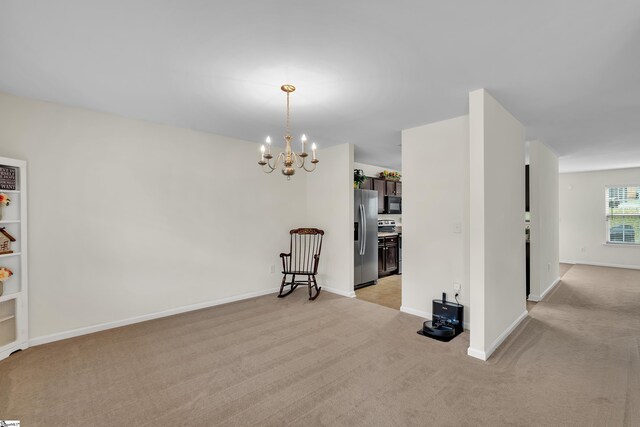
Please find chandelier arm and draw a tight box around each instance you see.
[263,152,283,173]
[293,152,304,168]
[302,161,317,173]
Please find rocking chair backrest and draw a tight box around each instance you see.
[288,228,324,274]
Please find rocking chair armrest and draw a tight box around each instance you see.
[280,252,291,272]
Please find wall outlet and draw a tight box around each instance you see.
[269,264,276,274]
[453,222,462,234]
[547,263,551,272]
[580,247,586,253]
[453,282,461,292]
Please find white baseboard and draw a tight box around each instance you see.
[324,286,355,298]
[401,305,470,330]
[468,310,529,361]
[528,276,561,302]
[560,260,640,270]
[469,309,528,361]
[467,347,487,360]
[29,287,280,347]
[400,305,430,319]
[540,276,561,299]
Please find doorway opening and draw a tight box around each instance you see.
[355,218,402,310]
[353,169,402,310]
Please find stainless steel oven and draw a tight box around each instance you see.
[384,195,401,214]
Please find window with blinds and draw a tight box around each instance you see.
[606,186,640,244]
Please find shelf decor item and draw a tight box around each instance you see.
[0,267,12,296]
[257,84,319,179]
[0,165,16,191]
[379,170,401,181]
[0,193,10,221]
[354,169,366,189]
[0,227,15,254]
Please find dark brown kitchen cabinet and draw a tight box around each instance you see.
[385,180,401,196]
[360,177,374,190]
[370,177,402,213]
[385,180,395,196]
[373,179,386,214]
[378,238,385,275]
[378,236,399,277]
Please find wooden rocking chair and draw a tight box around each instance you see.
[278,228,324,300]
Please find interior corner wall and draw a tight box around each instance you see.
[468,89,526,360]
[529,141,560,300]
[0,91,307,342]
[306,143,355,297]
[559,167,640,269]
[400,116,470,325]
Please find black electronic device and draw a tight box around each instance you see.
[417,298,464,342]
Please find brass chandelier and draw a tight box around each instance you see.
[258,84,319,179]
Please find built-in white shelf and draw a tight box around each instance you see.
[0,315,15,323]
[0,157,27,362]
[0,292,20,303]
[0,252,21,259]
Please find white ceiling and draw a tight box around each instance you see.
[1,1,639,172]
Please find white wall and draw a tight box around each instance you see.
[559,167,640,269]
[401,116,470,325]
[307,144,355,297]
[468,89,526,360]
[0,92,308,342]
[353,161,402,224]
[529,140,560,300]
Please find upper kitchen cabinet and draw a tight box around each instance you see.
[386,181,401,196]
[368,177,402,214]
[373,179,386,213]
[361,176,374,191]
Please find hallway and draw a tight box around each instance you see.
[512,264,640,425]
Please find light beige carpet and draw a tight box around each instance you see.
[1,264,639,426]
[559,262,574,277]
[355,274,401,310]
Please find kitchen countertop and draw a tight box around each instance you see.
[378,231,401,238]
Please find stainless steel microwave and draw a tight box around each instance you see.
[384,195,401,214]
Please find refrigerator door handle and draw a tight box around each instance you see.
[360,204,366,255]
[358,204,363,255]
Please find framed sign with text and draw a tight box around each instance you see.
[0,165,17,190]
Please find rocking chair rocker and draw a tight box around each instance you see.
[278,228,324,300]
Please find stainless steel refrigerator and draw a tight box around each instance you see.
[354,189,378,288]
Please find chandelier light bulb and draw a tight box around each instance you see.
[260,145,265,153]
[266,136,271,144]
[301,134,307,142]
